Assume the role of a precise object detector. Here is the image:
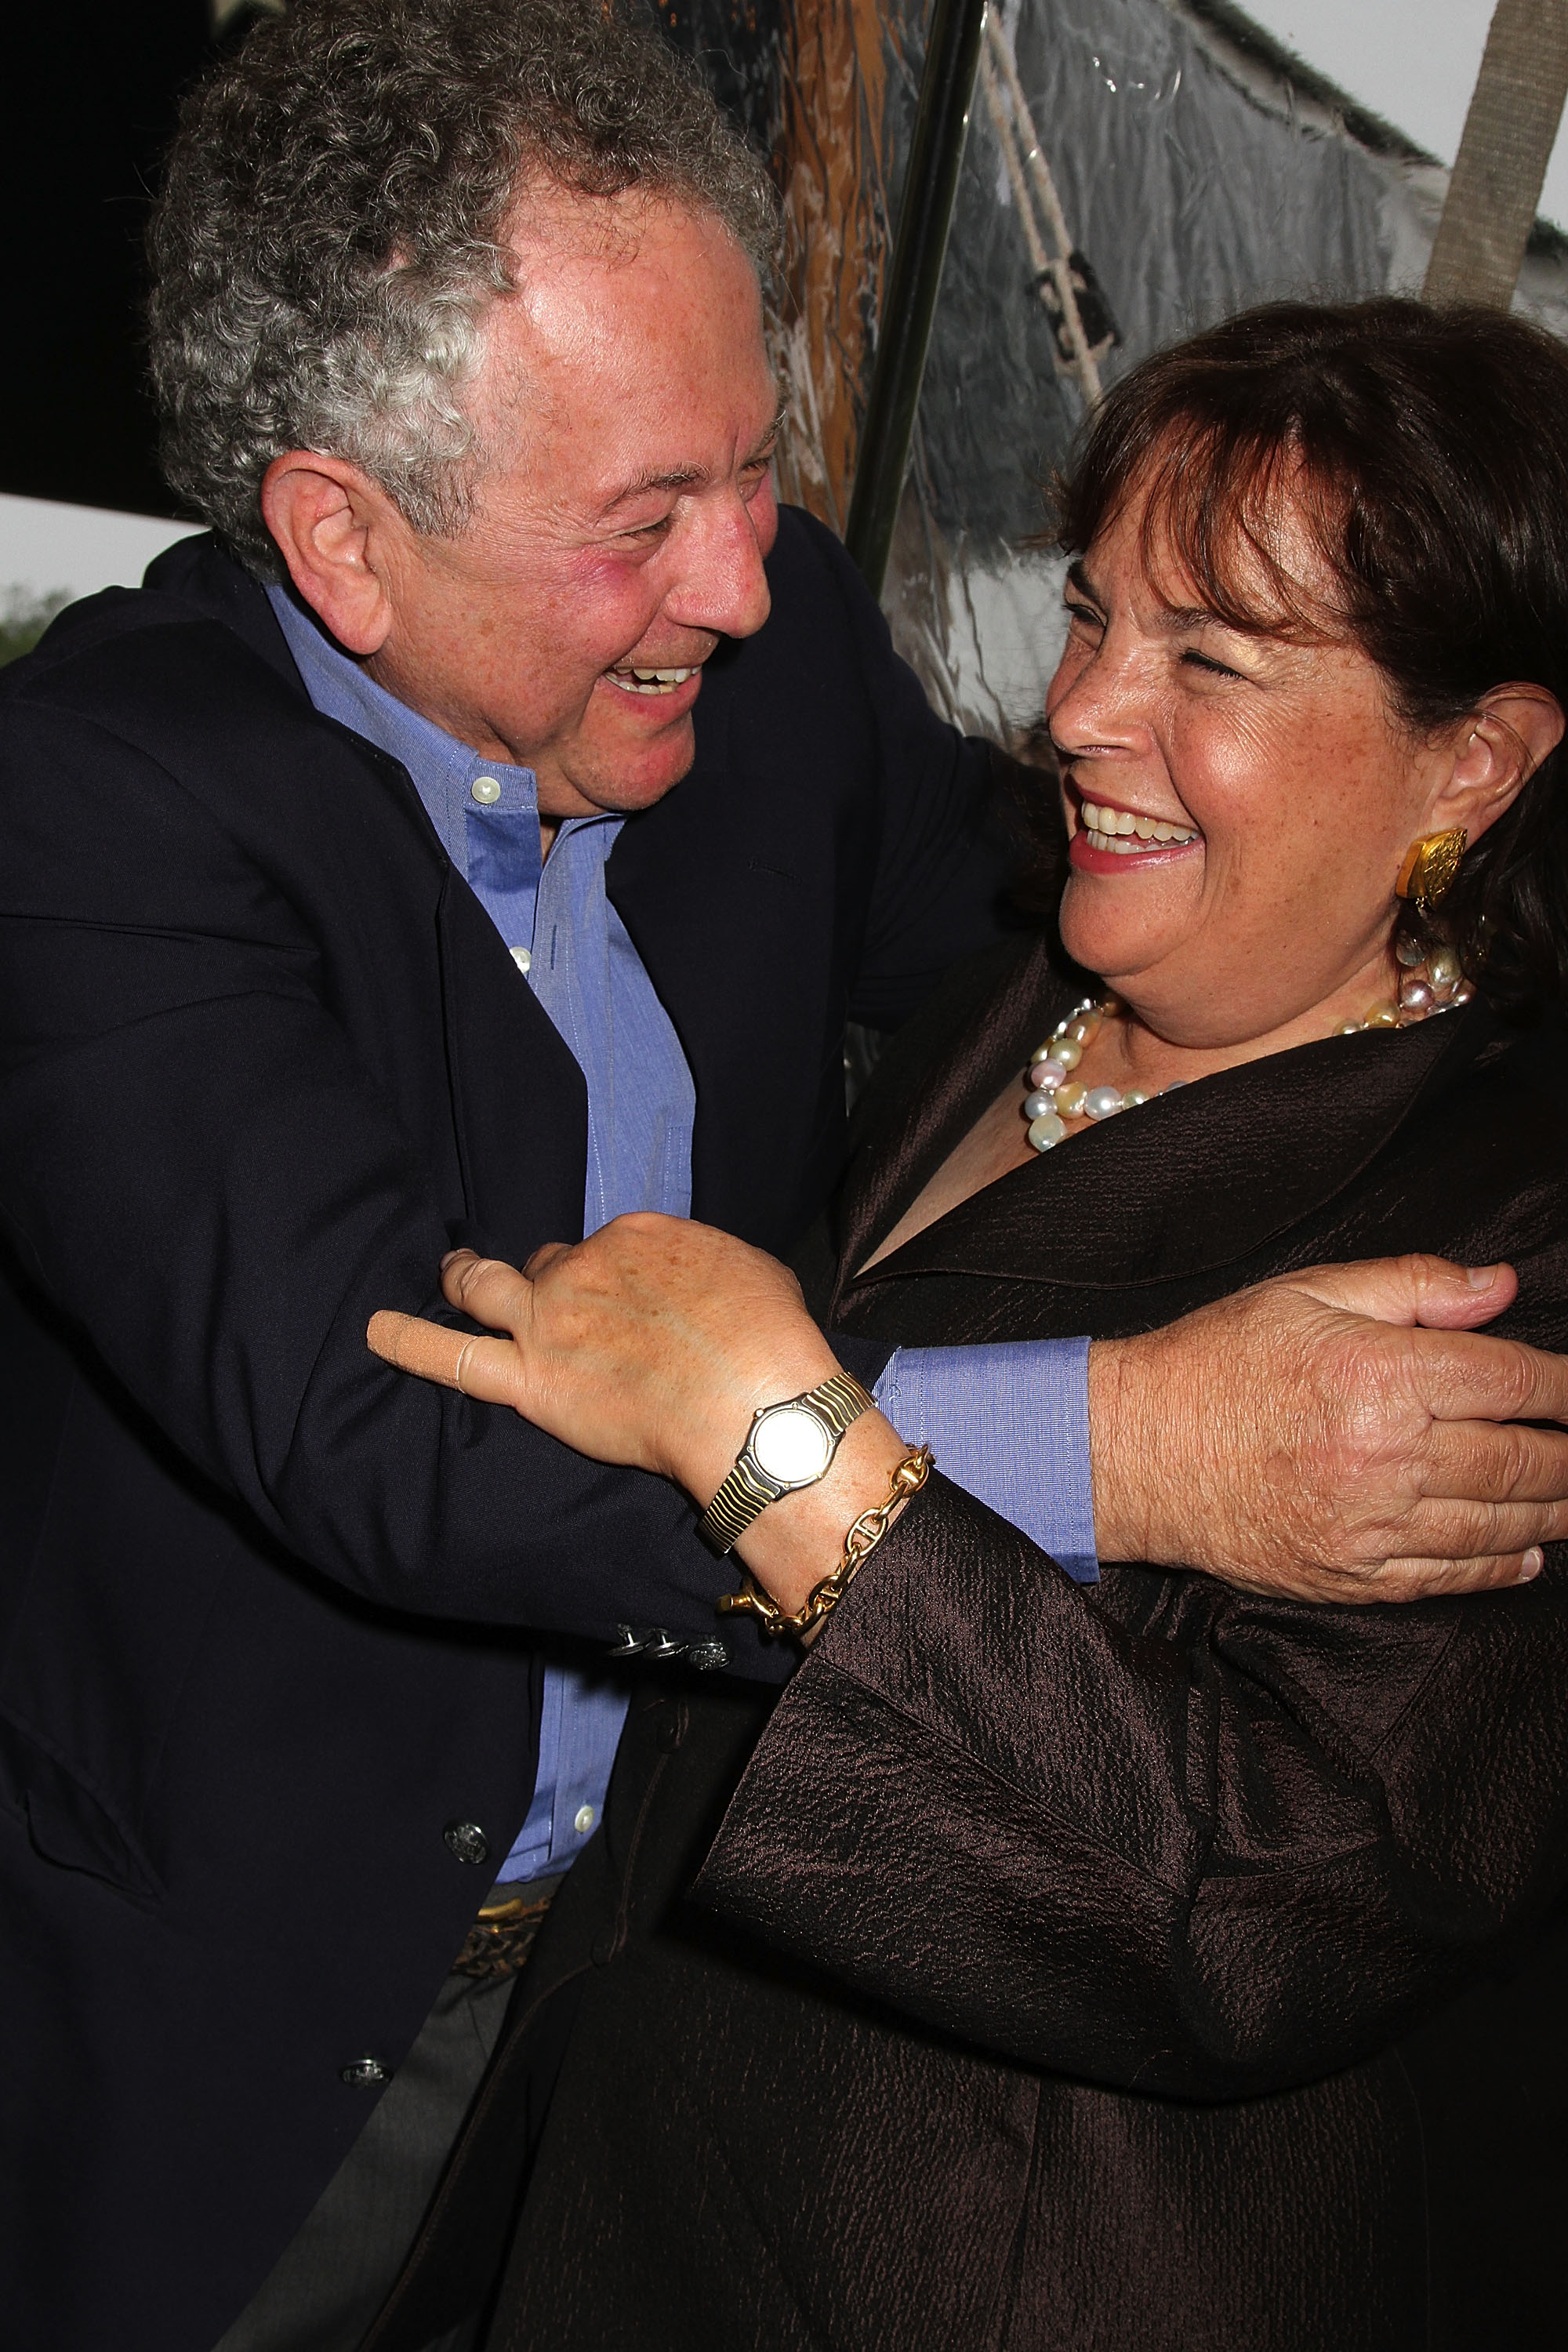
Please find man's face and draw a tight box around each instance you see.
[364,190,780,821]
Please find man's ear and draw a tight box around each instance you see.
[260,452,407,656]
[1426,683,1566,845]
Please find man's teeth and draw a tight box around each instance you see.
[609,666,697,695]
[1080,800,1198,852]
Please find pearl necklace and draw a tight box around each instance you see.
[1022,947,1475,1153]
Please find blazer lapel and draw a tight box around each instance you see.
[842,996,1503,1302]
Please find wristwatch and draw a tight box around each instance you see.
[698,1373,874,1553]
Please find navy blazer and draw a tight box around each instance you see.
[0,509,1012,2350]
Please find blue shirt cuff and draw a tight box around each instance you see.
[873,1337,1098,1583]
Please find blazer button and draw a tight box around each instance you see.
[341,2055,391,2088]
[444,1820,490,1865]
[685,1639,728,1672]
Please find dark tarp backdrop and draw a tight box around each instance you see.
[8,0,1568,735]
[4,0,215,518]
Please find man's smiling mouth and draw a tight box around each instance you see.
[605,663,700,696]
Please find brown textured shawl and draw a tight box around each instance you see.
[492,934,1568,2352]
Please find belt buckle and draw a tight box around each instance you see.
[453,1887,556,1980]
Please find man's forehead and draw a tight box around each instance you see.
[501,176,753,292]
[493,190,766,347]
[477,196,777,510]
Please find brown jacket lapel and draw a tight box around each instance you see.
[838,987,1504,1305]
[831,931,1083,1305]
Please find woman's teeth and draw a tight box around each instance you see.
[1079,800,1198,853]
[608,666,697,695]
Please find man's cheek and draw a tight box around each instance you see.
[566,547,666,654]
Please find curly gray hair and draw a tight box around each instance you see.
[147,0,780,577]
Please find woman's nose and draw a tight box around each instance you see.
[1048,639,1150,755]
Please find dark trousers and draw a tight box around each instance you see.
[225,1671,712,2352]
[211,1930,587,2352]
[212,1967,514,2352]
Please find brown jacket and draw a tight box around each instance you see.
[488,932,1568,2352]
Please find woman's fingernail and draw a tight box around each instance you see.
[1466,1264,1501,1288]
[1519,1546,1544,1582]
[441,1250,463,1270]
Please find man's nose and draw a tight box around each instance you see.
[666,490,772,642]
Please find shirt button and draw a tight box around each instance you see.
[510,946,532,975]
[341,2055,390,2088]
[574,1804,597,1835]
[470,776,502,804]
[444,1820,490,1865]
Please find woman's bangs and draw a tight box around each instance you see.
[1133,423,1348,644]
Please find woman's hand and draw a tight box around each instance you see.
[368,1214,841,1496]
[368,1215,914,1619]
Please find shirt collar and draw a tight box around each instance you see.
[265,583,540,873]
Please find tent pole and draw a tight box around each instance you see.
[843,0,988,596]
[1425,0,1568,307]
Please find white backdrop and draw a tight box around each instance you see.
[1,493,196,608]
[1243,0,1568,229]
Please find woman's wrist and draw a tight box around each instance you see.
[666,1338,851,1501]
[727,1409,914,1622]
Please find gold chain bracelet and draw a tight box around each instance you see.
[717,1445,934,1638]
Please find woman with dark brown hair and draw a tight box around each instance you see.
[374,300,1568,2350]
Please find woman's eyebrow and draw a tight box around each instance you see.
[1068,557,1226,633]
[1148,579,1230,632]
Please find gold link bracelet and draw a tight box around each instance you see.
[717,1446,934,1637]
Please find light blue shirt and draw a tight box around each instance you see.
[269,585,1098,1886]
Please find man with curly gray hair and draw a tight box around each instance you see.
[5,4,1564,2349]
[148,0,780,581]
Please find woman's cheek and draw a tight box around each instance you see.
[1065,848,1214,978]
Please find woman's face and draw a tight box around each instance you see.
[1047,486,1450,1048]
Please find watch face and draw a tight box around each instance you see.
[751,1403,834,1486]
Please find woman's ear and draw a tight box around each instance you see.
[259,452,407,657]
[1427,684,1566,845]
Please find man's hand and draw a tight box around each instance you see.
[1089,1256,1568,1599]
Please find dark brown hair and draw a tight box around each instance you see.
[1054,298,1568,1015]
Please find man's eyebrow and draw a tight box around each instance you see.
[601,404,787,512]
[755,399,789,454]
[602,462,707,508]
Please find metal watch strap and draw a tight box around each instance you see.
[699,1372,873,1553]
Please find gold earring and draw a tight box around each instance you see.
[1396,826,1468,910]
